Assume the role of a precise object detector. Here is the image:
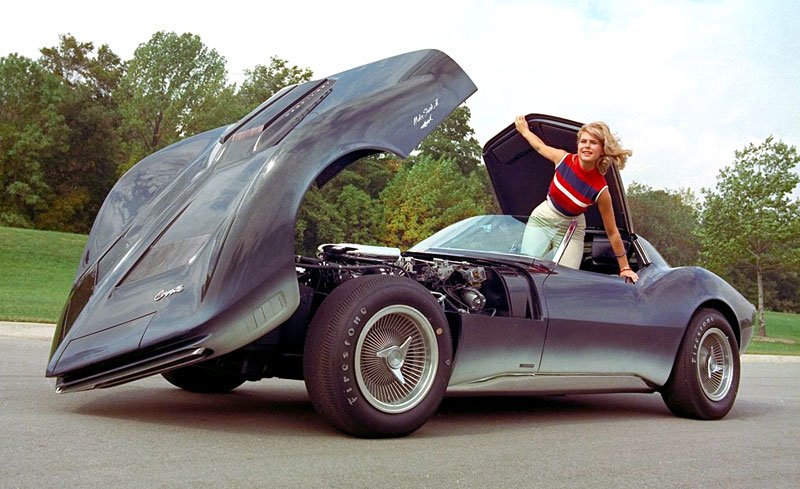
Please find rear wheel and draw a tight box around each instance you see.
[162,363,246,393]
[304,274,452,437]
[661,308,740,419]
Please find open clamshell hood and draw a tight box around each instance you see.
[482,114,634,234]
[47,49,476,390]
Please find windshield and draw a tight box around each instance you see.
[410,214,577,263]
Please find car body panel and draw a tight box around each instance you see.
[47,49,477,388]
[409,220,755,393]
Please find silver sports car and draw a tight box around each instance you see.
[46,49,755,437]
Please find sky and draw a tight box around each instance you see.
[2,0,799,195]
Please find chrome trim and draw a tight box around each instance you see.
[446,373,655,396]
[696,327,735,401]
[551,219,578,265]
[55,347,211,393]
[633,237,651,267]
[355,305,439,414]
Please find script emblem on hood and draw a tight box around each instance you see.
[413,97,440,130]
[154,285,185,302]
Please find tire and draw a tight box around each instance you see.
[661,308,740,420]
[161,363,246,393]
[303,274,453,438]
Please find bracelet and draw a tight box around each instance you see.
[615,251,626,257]
[620,266,631,273]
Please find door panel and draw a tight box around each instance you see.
[539,266,675,382]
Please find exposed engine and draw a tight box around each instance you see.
[295,243,500,315]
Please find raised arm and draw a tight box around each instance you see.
[514,115,568,165]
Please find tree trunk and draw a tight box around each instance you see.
[150,111,163,150]
[757,267,766,337]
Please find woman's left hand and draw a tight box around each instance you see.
[620,268,639,283]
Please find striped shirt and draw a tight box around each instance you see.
[547,153,608,217]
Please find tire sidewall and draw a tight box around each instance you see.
[305,275,452,437]
[674,309,740,419]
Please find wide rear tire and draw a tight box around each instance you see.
[661,308,740,419]
[304,274,453,438]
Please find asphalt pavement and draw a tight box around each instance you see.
[2,330,799,488]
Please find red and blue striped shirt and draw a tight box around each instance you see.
[547,153,608,217]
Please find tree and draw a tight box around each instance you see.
[698,137,800,336]
[39,33,123,98]
[296,183,385,255]
[626,182,701,266]
[0,54,68,227]
[294,154,396,256]
[414,105,499,212]
[116,31,232,170]
[237,56,313,110]
[416,105,482,175]
[37,34,124,232]
[294,105,493,254]
[379,155,494,249]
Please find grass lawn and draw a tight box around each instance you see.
[0,226,86,322]
[1,226,798,355]
[747,311,800,355]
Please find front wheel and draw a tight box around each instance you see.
[304,275,453,437]
[661,308,740,419]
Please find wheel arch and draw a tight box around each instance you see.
[695,299,741,347]
[660,299,741,389]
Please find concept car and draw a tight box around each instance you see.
[46,49,755,437]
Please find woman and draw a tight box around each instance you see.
[514,115,639,283]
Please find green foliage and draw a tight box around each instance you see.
[116,31,233,169]
[39,33,123,97]
[0,54,69,227]
[416,105,482,174]
[627,182,700,266]
[380,155,494,249]
[37,34,123,233]
[0,226,86,322]
[237,56,314,110]
[699,137,800,333]
[294,155,394,256]
[296,183,385,255]
[293,104,494,254]
[700,137,799,273]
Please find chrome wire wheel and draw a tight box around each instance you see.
[695,327,734,401]
[355,305,438,414]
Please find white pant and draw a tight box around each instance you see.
[521,200,585,269]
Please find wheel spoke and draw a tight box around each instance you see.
[375,336,413,385]
[354,305,439,414]
[696,327,734,402]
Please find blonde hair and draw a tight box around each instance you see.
[579,121,632,175]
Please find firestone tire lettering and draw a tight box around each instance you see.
[661,308,740,420]
[303,274,452,438]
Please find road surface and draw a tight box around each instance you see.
[1,331,798,488]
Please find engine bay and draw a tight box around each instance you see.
[295,243,537,319]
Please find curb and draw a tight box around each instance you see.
[0,322,56,340]
[2,321,798,363]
